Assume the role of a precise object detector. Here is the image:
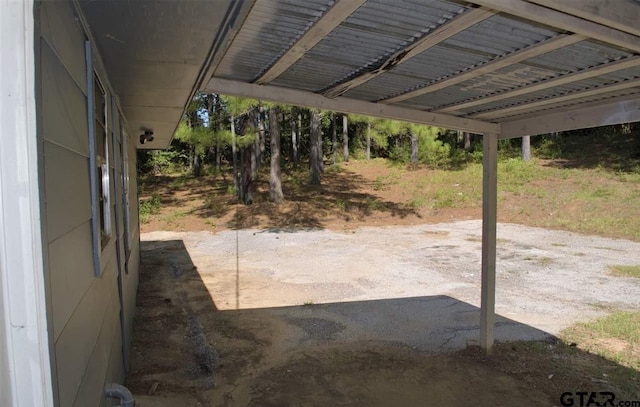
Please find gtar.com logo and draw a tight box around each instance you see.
[560,392,640,407]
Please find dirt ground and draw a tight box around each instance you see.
[128,224,640,406]
[130,160,640,406]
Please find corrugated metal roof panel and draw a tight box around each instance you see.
[527,40,634,72]
[461,66,640,115]
[275,0,471,91]
[442,14,559,56]
[354,15,561,102]
[496,89,640,122]
[215,0,333,81]
[344,72,428,101]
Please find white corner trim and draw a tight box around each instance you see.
[0,0,55,406]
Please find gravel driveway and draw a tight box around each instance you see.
[142,220,640,350]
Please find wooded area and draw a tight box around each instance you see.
[139,92,487,204]
[138,92,640,209]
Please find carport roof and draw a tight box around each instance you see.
[81,0,640,148]
[204,0,640,144]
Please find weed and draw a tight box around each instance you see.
[408,195,427,209]
[303,300,314,306]
[139,194,161,223]
[609,265,640,278]
[362,196,381,212]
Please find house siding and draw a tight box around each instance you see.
[36,1,140,405]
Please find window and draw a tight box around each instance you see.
[94,74,111,249]
[86,40,112,276]
[121,120,132,259]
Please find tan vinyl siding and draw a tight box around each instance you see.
[40,0,87,94]
[54,251,117,407]
[71,291,122,407]
[37,1,142,406]
[41,41,88,157]
[48,221,94,341]
[43,141,92,242]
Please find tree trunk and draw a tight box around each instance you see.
[331,113,337,165]
[193,151,201,177]
[291,107,299,165]
[366,122,371,160]
[310,109,322,185]
[342,114,348,162]
[297,111,302,163]
[250,107,259,178]
[230,115,238,198]
[258,107,266,164]
[522,135,531,161]
[410,132,418,165]
[464,132,472,151]
[269,107,284,203]
[241,144,253,204]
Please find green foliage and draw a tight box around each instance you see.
[139,194,161,223]
[139,150,188,174]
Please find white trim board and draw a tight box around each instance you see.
[0,1,55,406]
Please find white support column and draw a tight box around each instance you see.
[480,133,498,354]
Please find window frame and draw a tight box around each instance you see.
[86,40,112,276]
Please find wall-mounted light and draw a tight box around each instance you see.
[139,130,154,144]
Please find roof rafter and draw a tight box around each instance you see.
[471,77,640,120]
[436,56,640,114]
[253,0,367,85]
[500,95,640,138]
[322,7,496,98]
[207,77,500,134]
[382,34,583,104]
[527,0,640,38]
[469,0,640,53]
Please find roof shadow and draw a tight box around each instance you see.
[128,239,640,406]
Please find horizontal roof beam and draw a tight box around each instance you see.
[323,7,495,98]
[472,77,640,120]
[207,77,500,134]
[253,0,367,85]
[382,34,583,104]
[436,56,640,114]
[469,0,640,53]
[527,0,640,38]
[500,95,640,138]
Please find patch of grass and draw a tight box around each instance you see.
[433,189,470,209]
[139,194,161,223]
[303,300,314,306]
[362,196,382,212]
[537,256,554,266]
[609,265,640,278]
[169,175,190,189]
[551,243,568,247]
[408,195,427,209]
[164,210,187,226]
[373,171,402,191]
[561,311,640,369]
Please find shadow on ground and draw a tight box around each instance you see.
[139,164,420,231]
[127,240,640,407]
